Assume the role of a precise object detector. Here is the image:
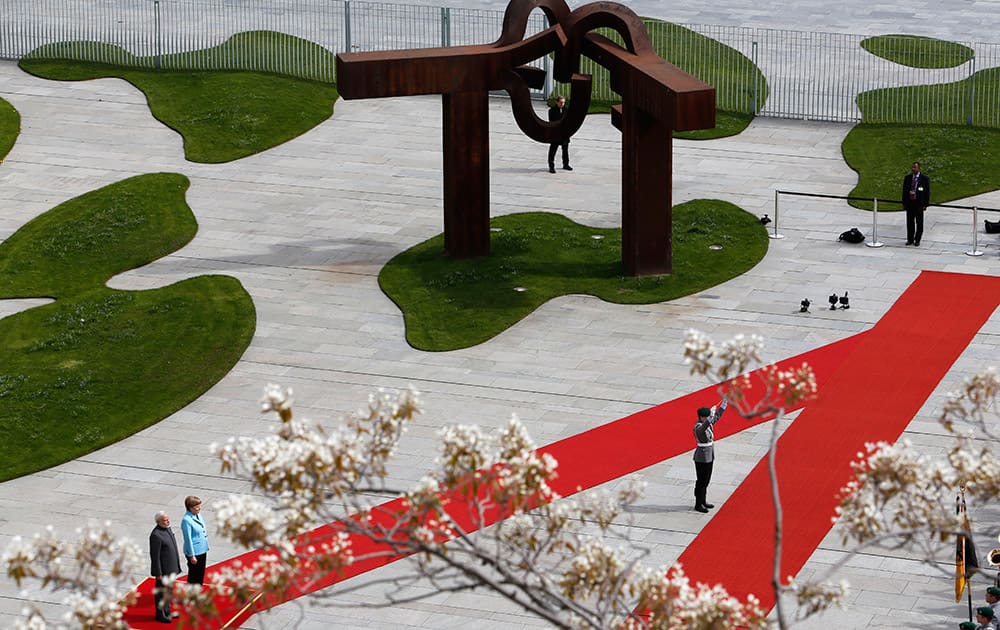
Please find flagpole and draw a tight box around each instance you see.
[968,576,973,620]
[965,487,971,620]
[957,490,965,609]
[957,486,971,620]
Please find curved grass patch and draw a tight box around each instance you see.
[560,19,769,139]
[0,173,256,481]
[0,173,197,297]
[380,201,768,351]
[19,32,339,163]
[0,97,19,162]
[676,112,754,140]
[844,65,1000,209]
[860,35,974,69]
[856,66,1000,127]
[843,123,1000,210]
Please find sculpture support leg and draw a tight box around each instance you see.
[442,91,490,258]
[620,102,673,276]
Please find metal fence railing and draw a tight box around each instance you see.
[3,0,1000,127]
[732,28,1000,125]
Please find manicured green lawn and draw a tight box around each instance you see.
[0,174,197,296]
[0,97,19,161]
[860,34,974,69]
[19,33,339,163]
[559,19,769,139]
[380,201,768,351]
[844,65,1000,209]
[843,124,1000,210]
[0,173,255,481]
[856,66,1000,127]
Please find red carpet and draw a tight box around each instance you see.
[676,270,1000,610]
[121,271,1000,627]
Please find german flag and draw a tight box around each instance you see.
[955,489,980,602]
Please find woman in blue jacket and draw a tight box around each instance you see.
[180,495,210,586]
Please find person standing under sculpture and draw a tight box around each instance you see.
[547,95,573,174]
[180,495,210,587]
[902,161,930,246]
[692,399,728,513]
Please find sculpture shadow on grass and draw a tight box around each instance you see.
[0,173,256,481]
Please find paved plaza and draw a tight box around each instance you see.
[0,13,999,625]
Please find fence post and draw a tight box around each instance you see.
[542,12,554,100]
[751,40,758,115]
[543,51,553,100]
[866,198,884,248]
[770,190,784,239]
[966,206,984,256]
[154,0,162,70]
[966,55,977,126]
[441,7,451,47]
[344,1,352,53]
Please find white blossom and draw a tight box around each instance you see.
[260,383,293,415]
[683,328,715,376]
[3,523,140,629]
[214,495,280,546]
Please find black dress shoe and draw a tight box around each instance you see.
[562,165,573,171]
[703,502,714,509]
[914,241,920,246]
[548,165,556,173]
[695,504,709,513]
[905,241,913,245]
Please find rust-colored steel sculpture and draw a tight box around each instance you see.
[335,0,714,275]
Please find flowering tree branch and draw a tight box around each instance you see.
[194,383,770,629]
[5,356,799,629]
[3,523,142,629]
[837,367,1000,564]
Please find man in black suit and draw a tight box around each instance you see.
[547,95,573,174]
[149,511,182,623]
[902,161,930,246]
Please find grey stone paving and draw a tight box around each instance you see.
[0,41,999,629]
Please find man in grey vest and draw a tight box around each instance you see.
[693,399,728,513]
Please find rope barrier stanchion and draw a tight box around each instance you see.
[769,189,998,255]
[966,206,984,257]
[866,197,884,248]
[770,190,784,240]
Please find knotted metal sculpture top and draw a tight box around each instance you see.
[336,0,715,275]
